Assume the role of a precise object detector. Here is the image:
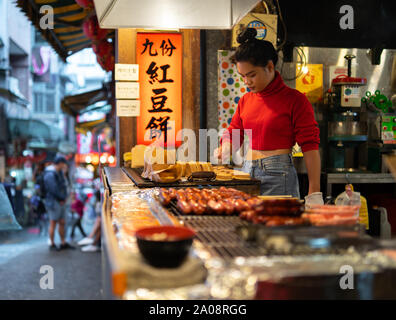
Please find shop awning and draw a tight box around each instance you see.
[16,0,92,61]
[75,118,106,135]
[61,82,111,117]
[7,118,64,143]
[0,87,30,107]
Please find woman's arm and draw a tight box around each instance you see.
[303,149,321,194]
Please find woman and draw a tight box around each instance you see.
[214,28,323,207]
[70,192,87,239]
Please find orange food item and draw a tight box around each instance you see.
[121,216,161,235]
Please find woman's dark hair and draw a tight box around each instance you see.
[231,28,278,67]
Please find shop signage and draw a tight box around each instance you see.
[136,32,182,147]
[116,100,140,117]
[115,82,140,99]
[232,13,278,48]
[115,64,139,81]
[295,64,323,104]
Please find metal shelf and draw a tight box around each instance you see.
[326,172,395,195]
[327,172,395,184]
[328,135,368,142]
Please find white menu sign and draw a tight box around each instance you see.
[115,64,139,81]
[115,82,140,99]
[116,100,140,117]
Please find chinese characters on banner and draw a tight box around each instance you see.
[136,33,182,147]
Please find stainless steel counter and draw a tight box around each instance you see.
[103,166,137,193]
[100,168,396,300]
[326,173,396,195]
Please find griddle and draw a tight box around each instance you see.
[164,198,377,258]
[122,167,261,188]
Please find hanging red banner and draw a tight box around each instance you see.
[136,33,182,147]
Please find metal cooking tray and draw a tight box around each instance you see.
[122,167,261,188]
[235,223,366,242]
[164,199,369,258]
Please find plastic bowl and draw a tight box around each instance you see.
[135,225,196,268]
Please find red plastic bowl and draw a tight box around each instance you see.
[135,226,196,268]
[135,225,196,241]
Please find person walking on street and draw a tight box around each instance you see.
[70,192,87,240]
[43,156,75,251]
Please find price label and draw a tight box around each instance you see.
[116,100,140,117]
[116,82,139,99]
[115,64,139,81]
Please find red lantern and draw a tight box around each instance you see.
[83,15,108,41]
[95,38,114,72]
[92,39,112,57]
[103,55,114,72]
[96,54,105,68]
[96,53,114,72]
[75,0,94,9]
[92,42,99,54]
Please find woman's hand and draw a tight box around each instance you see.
[214,142,231,163]
[304,192,324,209]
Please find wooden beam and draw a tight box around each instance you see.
[181,29,201,159]
[115,29,137,165]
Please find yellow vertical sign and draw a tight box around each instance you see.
[295,64,323,104]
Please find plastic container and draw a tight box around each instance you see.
[303,205,360,226]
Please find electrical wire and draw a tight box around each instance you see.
[274,0,287,52]
[249,0,306,81]
[279,46,307,81]
[261,0,270,14]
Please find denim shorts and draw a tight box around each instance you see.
[241,154,300,198]
[44,200,67,221]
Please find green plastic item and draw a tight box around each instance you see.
[374,94,389,110]
[363,90,392,113]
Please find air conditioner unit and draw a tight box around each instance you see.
[8,76,24,98]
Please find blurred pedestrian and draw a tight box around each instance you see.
[32,162,49,234]
[43,156,75,251]
[78,190,101,252]
[29,185,47,234]
[2,175,16,212]
[70,192,86,240]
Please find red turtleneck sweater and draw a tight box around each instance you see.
[221,71,320,152]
